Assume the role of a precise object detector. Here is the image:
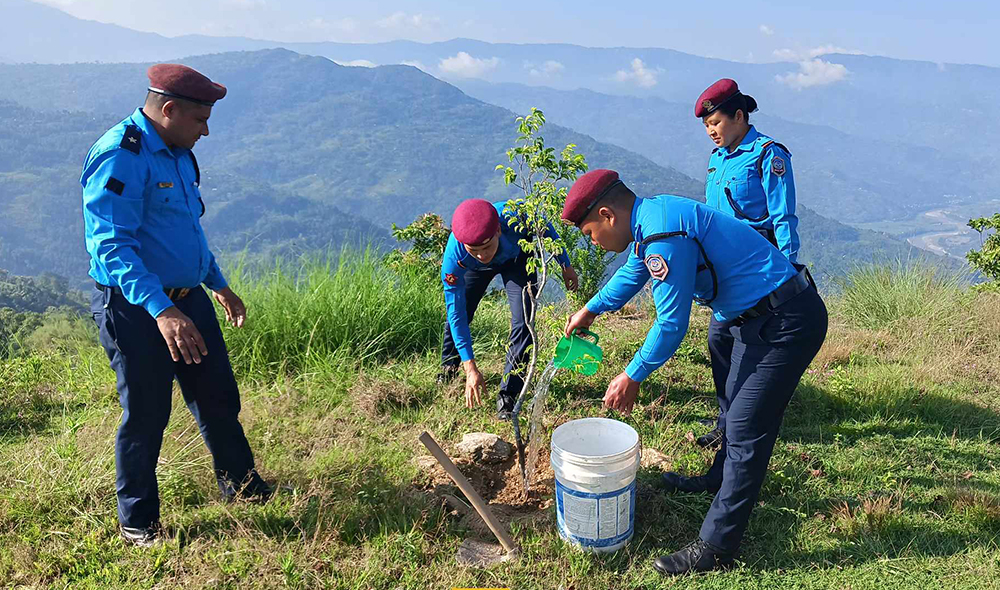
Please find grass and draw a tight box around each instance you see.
[2,258,1000,589]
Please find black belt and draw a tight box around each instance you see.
[735,265,813,324]
[756,227,777,247]
[96,283,196,302]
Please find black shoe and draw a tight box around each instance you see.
[436,365,459,384]
[221,470,274,504]
[696,427,725,449]
[661,472,720,494]
[120,521,165,547]
[496,394,516,421]
[654,539,735,575]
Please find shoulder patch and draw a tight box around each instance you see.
[771,156,786,177]
[444,273,458,286]
[105,177,125,196]
[119,125,141,154]
[644,254,669,281]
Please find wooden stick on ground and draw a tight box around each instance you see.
[418,431,519,555]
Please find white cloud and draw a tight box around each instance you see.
[776,59,850,89]
[334,59,377,68]
[773,45,863,61]
[525,59,565,78]
[759,24,774,36]
[377,12,440,29]
[400,60,428,71]
[438,52,500,78]
[615,58,658,88]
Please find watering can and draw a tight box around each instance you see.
[553,329,603,375]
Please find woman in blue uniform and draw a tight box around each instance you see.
[694,78,802,451]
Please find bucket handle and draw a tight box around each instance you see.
[573,329,599,346]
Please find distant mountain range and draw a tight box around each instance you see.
[2,0,997,239]
[0,48,962,287]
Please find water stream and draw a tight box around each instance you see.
[522,359,560,488]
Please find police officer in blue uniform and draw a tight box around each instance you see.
[695,78,802,451]
[440,199,578,419]
[82,64,270,547]
[561,169,827,574]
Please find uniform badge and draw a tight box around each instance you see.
[771,156,786,177]
[644,254,669,281]
[444,273,457,286]
[702,99,714,111]
[157,182,174,189]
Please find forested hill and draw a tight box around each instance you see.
[0,49,961,286]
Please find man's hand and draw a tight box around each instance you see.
[565,306,598,338]
[156,306,208,364]
[562,266,580,292]
[603,372,641,414]
[463,359,485,409]
[212,286,247,328]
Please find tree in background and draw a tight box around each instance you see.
[384,214,451,284]
[967,214,1000,291]
[496,108,592,486]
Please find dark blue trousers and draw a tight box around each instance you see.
[708,315,735,431]
[441,254,536,411]
[91,285,258,528]
[699,285,828,553]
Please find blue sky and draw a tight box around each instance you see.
[36,0,1000,66]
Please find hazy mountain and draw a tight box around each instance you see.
[453,80,986,225]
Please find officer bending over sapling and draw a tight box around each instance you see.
[439,199,579,419]
[562,169,827,575]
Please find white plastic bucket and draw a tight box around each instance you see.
[550,418,640,553]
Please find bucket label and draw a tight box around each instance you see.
[555,479,635,548]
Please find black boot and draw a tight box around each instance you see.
[654,539,735,575]
[496,393,516,421]
[220,469,274,504]
[696,427,725,449]
[120,521,166,547]
[436,364,459,384]
[661,471,720,494]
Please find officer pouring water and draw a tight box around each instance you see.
[561,169,827,574]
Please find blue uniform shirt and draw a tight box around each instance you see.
[705,126,800,262]
[442,201,571,362]
[81,107,226,318]
[586,195,798,382]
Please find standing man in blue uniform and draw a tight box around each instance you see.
[695,78,802,451]
[83,64,270,547]
[561,170,826,574]
[440,199,579,419]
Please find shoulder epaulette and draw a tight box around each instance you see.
[119,125,142,155]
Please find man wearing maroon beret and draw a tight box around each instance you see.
[440,199,579,419]
[562,170,826,573]
[81,63,270,547]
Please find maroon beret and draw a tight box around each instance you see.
[147,63,227,107]
[695,78,740,118]
[452,199,500,245]
[562,169,622,225]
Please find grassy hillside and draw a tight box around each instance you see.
[1,255,998,588]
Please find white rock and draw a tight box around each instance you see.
[456,432,513,464]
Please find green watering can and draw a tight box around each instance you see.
[554,329,603,376]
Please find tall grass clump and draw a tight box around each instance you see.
[838,262,967,330]
[220,247,508,380]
